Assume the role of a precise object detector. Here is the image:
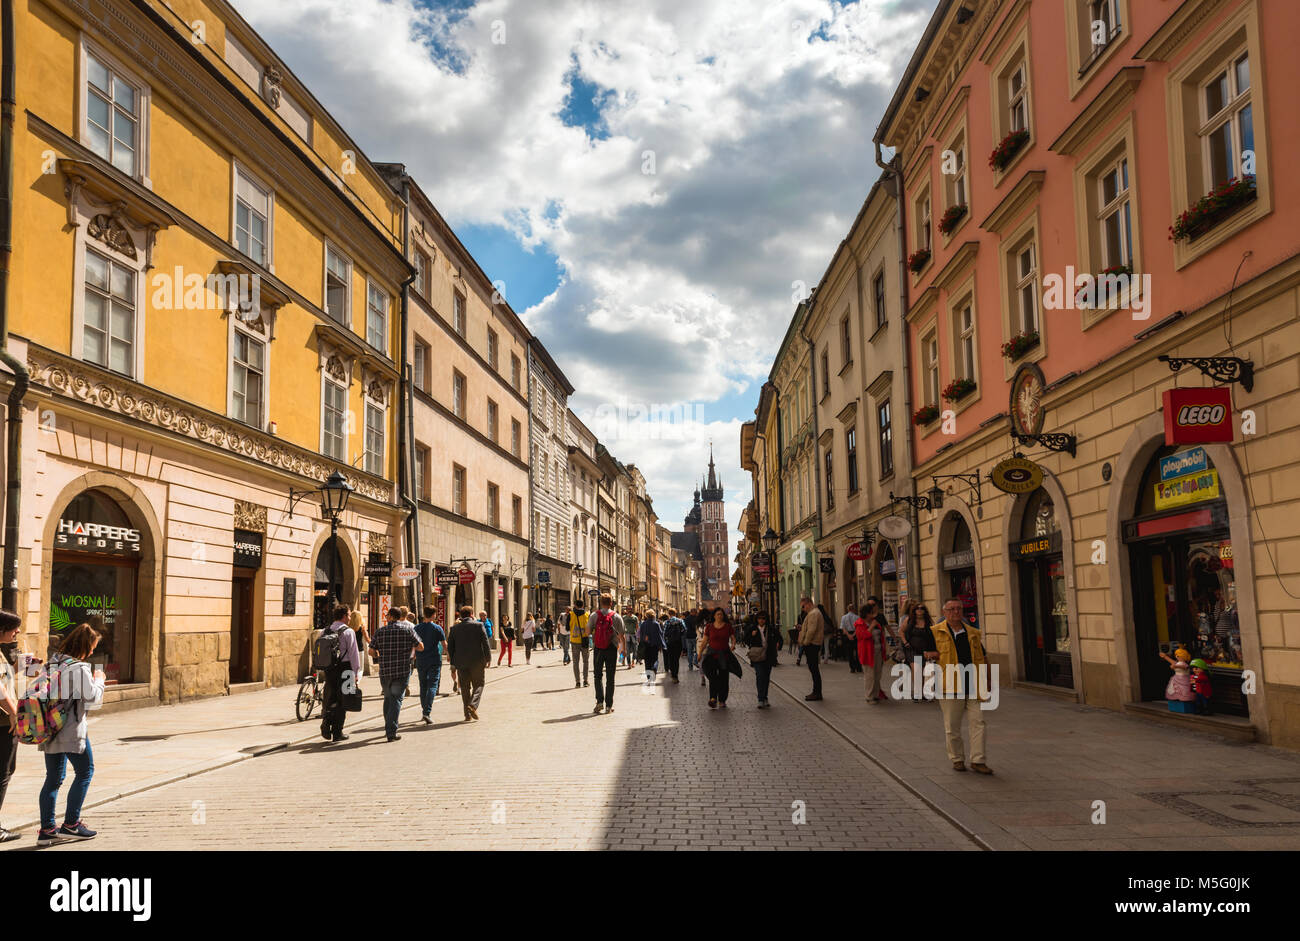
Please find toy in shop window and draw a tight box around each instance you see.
[1189,659,1213,715]
[1158,646,1197,713]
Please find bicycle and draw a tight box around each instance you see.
[295,669,324,721]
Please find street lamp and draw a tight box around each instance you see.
[574,562,584,608]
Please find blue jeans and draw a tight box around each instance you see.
[40,742,94,830]
[754,661,772,702]
[382,676,409,737]
[416,660,441,716]
[685,642,698,670]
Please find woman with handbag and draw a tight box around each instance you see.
[637,609,664,685]
[702,607,737,708]
[743,610,781,709]
[855,601,898,704]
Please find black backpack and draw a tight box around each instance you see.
[312,626,343,670]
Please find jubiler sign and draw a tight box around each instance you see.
[1162,387,1232,445]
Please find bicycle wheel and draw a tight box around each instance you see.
[296,679,317,721]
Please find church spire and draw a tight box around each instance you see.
[707,441,717,490]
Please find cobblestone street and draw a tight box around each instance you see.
[2,648,974,851]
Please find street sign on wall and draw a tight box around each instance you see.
[847,541,871,561]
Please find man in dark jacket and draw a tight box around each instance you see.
[681,608,699,672]
[661,609,685,683]
[446,606,491,721]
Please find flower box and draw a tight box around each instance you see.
[912,403,940,426]
[907,249,931,274]
[942,377,976,402]
[938,204,968,236]
[1000,330,1040,361]
[1169,176,1257,242]
[988,129,1030,172]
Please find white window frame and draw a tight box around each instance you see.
[452,370,466,420]
[71,192,147,381]
[1008,62,1029,134]
[323,242,352,327]
[413,249,431,298]
[79,37,151,185]
[453,464,467,517]
[227,317,270,430]
[362,389,386,478]
[320,372,348,461]
[414,442,430,501]
[1197,48,1253,191]
[1014,239,1039,335]
[922,328,940,409]
[487,328,499,370]
[413,337,430,393]
[232,161,274,271]
[366,279,389,354]
[1097,154,1133,270]
[453,291,466,336]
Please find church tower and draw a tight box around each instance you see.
[696,444,731,604]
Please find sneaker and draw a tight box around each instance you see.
[719,701,727,708]
[672,677,680,684]
[422,715,432,725]
[468,706,479,721]
[575,682,581,689]
[593,703,604,714]
[386,734,401,742]
[0,827,19,844]
[59,822,96,841]
[36,828,60,847]
[606,705,614,713]
[708,698,717,709]
[332,733,349,742]
[583,681,589,687]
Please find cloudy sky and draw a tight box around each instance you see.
[241,0,938,571]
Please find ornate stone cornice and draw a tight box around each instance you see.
[27,349,395,504]
[234,500,267,532]
[1136,0,1226,63]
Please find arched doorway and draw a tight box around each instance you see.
[937,511,979,629]
[313,535,349,631]
[49,488,144,684]
[1012,488,1071,688]
[1123,444,1245,716]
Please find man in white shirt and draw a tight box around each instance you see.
[839,607,862,674]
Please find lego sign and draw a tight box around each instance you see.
[1162,387,1232,445]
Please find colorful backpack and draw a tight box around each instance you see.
[15,659,76,746]
[592,610,616,649]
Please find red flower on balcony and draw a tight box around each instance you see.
[938,203,968,235]
[942,377,976,402]
[912,403,941,426]
[1000,330,1040,361]
[988,128,1030,171]
[907,248,931,274]
[1169,175,1257,241]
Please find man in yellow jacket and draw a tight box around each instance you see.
[568,603,591,689]
[924,600,992,774]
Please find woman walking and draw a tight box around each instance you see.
[901,602,937,702]
[349,609,369,676]
[0,609,23,843]
[637,609,665,685]
[856,601,898,704]
[521,612,537,664]
[743,610,781,709]
[498,615,515,667]
[37,623,106,846]
[702,607,737,708]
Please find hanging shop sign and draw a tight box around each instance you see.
[498,585,506,600]
[55,517,141,556]
[847,541,871,561]
[990,456,1044,494]
[232,529,264,569]
[942,548,975,571]
[537,570,552,584]
[394,566,420,580]
[378,594,392,624]
[1154,468,1220,511]
[1009,362,1047,437]
[818,558,835,573]
[1162,387,1233,445]
[458,567,476,585]
[364,558,392,578]
[436,568,460,587]
[750,552,772,577]
[877,515,912,540]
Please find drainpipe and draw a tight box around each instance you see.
[875,142,923,604]
[0,0,30,614]
[395,172,420,614]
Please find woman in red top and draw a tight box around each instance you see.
[703,607,737,709]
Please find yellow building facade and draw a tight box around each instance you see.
[5,0,409,706]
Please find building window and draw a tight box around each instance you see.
[452,465,466,516]
[1008,62,1029,135]
[231,328,264,428]
[85,52,141,177]
[487,398,499,444]
[366,281,388,353]
[956,299,976,381]
[82,248,136,377]
[322,377,346,461]
[453,370,466,420]
[511,418,521,458]
[414,444,430,501]
[413,338,430,393]
[820,349,830,398]
[487,329,499,370]
[1097,155,1133,269]
[824,447,834,511]
[511,354,522,390]
[916,189,932,252]
[233,166,271,267]
[512,495,523,536]
[1089,0,1122,52]
[846,427,859,494]
[840,315,852,367]
[363,401,384,476]
[873,271,887,330]
[923,329,940,408]
[487,483,499,529]
[453,291,466,336]
[878,401,893,478]
[1201,51,1253,191]
[413,249,430,297]
[324,245,350,325]
[1013,239,1039,335]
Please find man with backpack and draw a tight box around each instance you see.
[316,604,361,743]
[590,594,626,714]
[0,609,22,843]
[568,602,591,688]
[662,608,686,684]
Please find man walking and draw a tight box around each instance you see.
[568,602,591,688]
[620,605,639,669]
[661,608,685,684]
[413,606,447,723]
[798,596,826,701]
[446,606,491,721]
[369,607,423,741]
[840,605,862,674]
[558,607,571,664]
[317,604,361,743]
[927,600,992,774]
[682,608,699,673]
[590,594,625,714]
